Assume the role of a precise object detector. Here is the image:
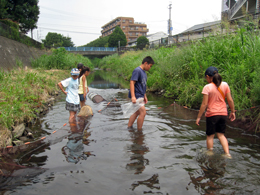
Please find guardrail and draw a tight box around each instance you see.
[63,47,117,52]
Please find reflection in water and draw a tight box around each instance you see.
[89,75,120,89]
[188,149,227,194]
[62,116,94,164]
[131,174,160,191]
[126,130,149,174]
[126,130,162,193]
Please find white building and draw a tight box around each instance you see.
[127,31,168,47]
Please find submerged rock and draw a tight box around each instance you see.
[0,129,12,147]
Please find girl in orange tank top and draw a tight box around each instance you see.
[196,66,236,159]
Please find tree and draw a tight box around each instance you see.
[0,0,7,19]
[62,36,74,47]
[108,26,127,47]
[4,0,40,34]
[137,36,149,50]
[42,32,74,48]
[83,36,109,47]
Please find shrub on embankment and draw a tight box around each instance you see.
[98,27,260,131]
[0,68,68,131]
[31,47,94,70]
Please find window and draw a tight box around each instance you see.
[136,32,139,35]
[123,20,125,23]
[122,26,125,29]
[129,20,132,23]
[136,27,139,30]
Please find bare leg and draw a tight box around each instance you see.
[69,111,76,122]
[128,110,140,128]
[80,100,85,108]
[216,133,230,154]
[137,106,146,130]
[206,134,215,150]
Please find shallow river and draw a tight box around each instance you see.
[1,71,260,195]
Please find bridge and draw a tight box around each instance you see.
[63,47,118,56]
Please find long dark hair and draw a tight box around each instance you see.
[79,66,90,79]
[212,71,222,87]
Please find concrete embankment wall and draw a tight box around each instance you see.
[0,36,48,71]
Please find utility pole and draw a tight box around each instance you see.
[168,2,172,45]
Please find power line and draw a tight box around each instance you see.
[38,27,100,35]
[40,6,107,22]
[38,23,99,30]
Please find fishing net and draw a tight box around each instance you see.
[121,98,144,118]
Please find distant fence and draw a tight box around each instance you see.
[0,21,42,49]
[123,23,225,51]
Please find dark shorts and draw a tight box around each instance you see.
[206,115,227,136]
[65,101,80,112]
[79,94,86,101]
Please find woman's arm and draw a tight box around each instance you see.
[196,94,208,126]
[226,92,236,121]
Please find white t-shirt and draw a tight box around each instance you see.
[61,77,80,104]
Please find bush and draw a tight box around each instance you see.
[31,48,94,70]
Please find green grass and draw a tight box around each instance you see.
[0,68,68,130]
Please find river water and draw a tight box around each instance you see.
[1,71,260,195]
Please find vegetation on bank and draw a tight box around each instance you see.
[0,68,67,132]
[0,20,43,49]
[31,48,94,70]
[98,27,260,131]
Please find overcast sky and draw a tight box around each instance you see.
[28,0,222,46]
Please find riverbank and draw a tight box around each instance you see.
[98,28,260,133]
[0,68,69,147]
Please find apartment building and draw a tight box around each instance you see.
[101,17,149,43]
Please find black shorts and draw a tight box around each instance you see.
[79,94,87,101]
[206,115,227,136]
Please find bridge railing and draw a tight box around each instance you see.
[63,47,117,52]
